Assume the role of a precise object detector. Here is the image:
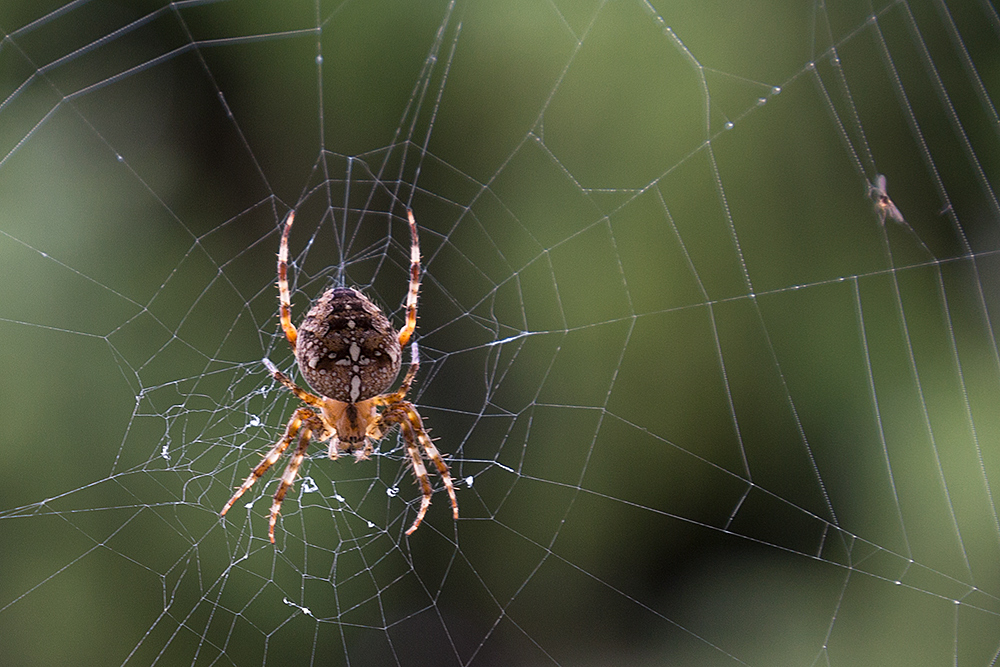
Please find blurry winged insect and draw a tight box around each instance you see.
[868,174,906,225]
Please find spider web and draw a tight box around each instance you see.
[1,0,999,664]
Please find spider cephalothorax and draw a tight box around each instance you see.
[220,210,458,542]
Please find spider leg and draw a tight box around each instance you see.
[220,406,315,521]
[396,209,421,349]
[377,341,420,407]
[399,418,433,534]
[412,416,459,522]
[263,358,323,409]
[268,419,315,543]
[386,402,459,535]
[278,211,298,348]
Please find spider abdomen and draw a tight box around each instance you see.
[295,287,402,403]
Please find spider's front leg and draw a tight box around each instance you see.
[221,406,321,543]
[382,403,459,535]
[267,421,315,543]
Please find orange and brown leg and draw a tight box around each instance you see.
[278,211,297,348]
[387,403,458,535]
[267,420,315,543]
[220,407,316,539]
[263,358,323,409]
[397,210,421,349]
[376,342,420,407]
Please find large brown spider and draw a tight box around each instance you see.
[221,209,458,542]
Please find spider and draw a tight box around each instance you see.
[868,173,906,225]
[220,209,458,542]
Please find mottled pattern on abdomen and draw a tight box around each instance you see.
[295,287,402,402]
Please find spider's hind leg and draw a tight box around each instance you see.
[397,210,421,349]
[277,211,298,348]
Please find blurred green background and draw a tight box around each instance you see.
[1,0,998,665]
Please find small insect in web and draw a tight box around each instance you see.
[868,174,906,225]
[220,209,458,542]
